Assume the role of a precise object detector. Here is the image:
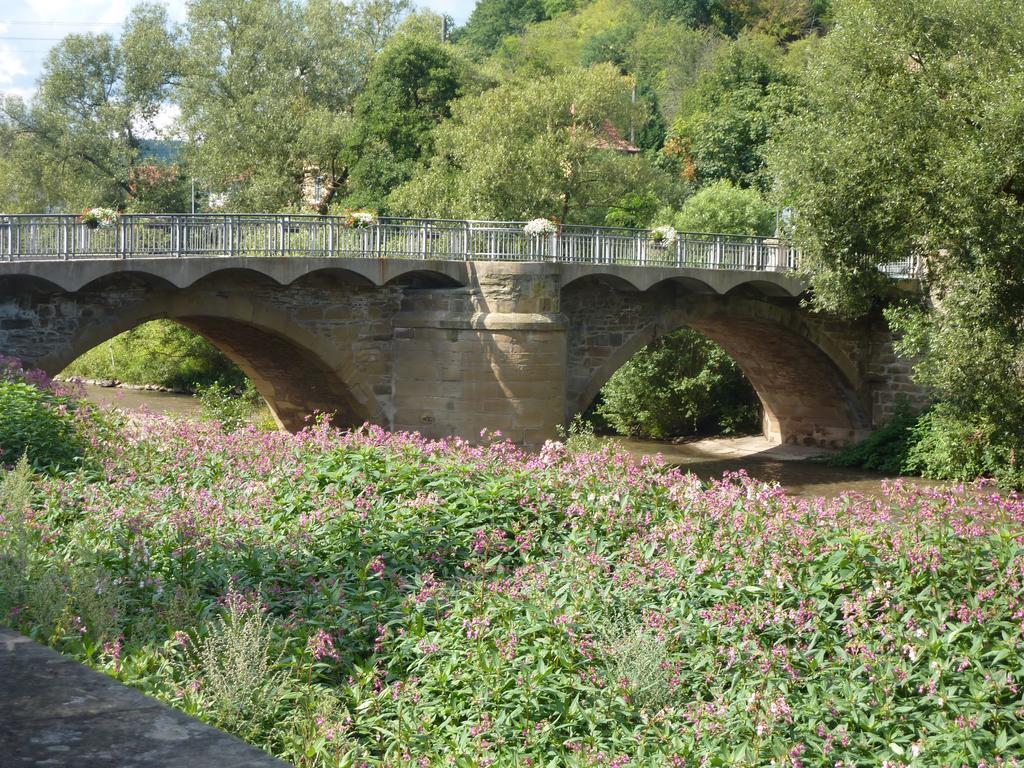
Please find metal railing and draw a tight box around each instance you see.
[0,213,922,277]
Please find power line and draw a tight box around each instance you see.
[0,21,122,26]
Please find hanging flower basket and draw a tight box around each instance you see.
[648,225,677,249]
[344,210,376,229]
[79,207,118,230]
[523,218,558,237]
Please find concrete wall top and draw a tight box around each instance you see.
[0,257,472,293]
[0,257,807,297]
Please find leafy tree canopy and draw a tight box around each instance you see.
[389,64,665,223]
[634,0,828,37]
[669,178,775,234]
[667,32,799,191]
[770,0,1024,482]
[179,0,409,212]
[456,0,549,52]
[0,3,179,210]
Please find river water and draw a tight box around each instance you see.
[81,384,927,499]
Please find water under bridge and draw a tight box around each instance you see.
[0,213,924,447]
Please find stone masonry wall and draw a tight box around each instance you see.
[560,277,926,447]
[0,263,925,446]
[390,264,566,445]
[0,272,404,431]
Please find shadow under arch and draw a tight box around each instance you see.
[49,294,386,432]
[569,297,872,448]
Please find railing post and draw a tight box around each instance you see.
[326,217,333,256]
[714,236,722,269]
[4,218,11,261]
[421,222,428,260]
[464,221,472,261]
[280,216,287,257]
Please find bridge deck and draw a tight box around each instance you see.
[0,213,919,280]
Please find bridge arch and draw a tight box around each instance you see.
[33,276,387,431]
[563,277,872,447]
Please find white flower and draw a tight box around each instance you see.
[346,211,376,228]
[649,224,677,247]
[82,207,119,227]
[207,193,228,210]
[523,218,558,237]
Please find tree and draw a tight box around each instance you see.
[769,0,1024,485]
[390,64,664,223]
[342,30,465,210]
[456,0,548,53]
[178,0,409,212]
[667,32,798,191]
[596,328,760,439]
[634,0,829,37]
[671,179,775,234]
[0,4,180,211]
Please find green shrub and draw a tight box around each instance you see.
[826,404,1023,488]
[0,381,85,471]
[597,328,760,440]
[906,404,1024,487]
[671,179,775,236]
[555,413,603,453]
[196,380,271,432]
[826,408,918,474]
[182,593,286,740]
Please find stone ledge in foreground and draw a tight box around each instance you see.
[0,626,290,768]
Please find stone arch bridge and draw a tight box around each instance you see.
[0,214,923,447]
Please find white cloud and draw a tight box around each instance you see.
[0,23,26,89]
[0,50,28,88]
[135,102,182,140]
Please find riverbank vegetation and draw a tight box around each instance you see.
[4,0,1024,484]
[63,320,246,393]
[595,329,760,440]
[2,365,1024,766]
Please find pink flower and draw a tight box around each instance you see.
[307,629,340,661]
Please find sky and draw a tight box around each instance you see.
[0,0,477,101]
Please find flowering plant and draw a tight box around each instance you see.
[523,218,558,237]
[6,373,1024,767]
[344,210,376,229]
[206,193,229,211]
[79,207,118,229]
[648,224,677,248]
